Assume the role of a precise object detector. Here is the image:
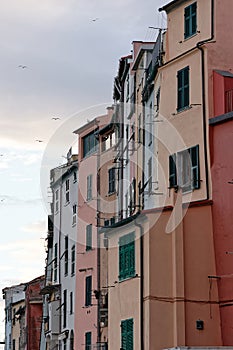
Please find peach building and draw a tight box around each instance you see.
[73,111,111,350]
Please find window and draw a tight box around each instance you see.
[65,179,70,203]
[108,168,116,194]
[54,243,58,282]
[85,276,92,306]
[71,245,75,276]
[73,171,77,182]
[64,236,68,276]
[177,66,189,111]
[169,154,177,188]
[63,289,67,328]
[148,157,152,194]
[83,131,98,158]
[110,217,115,226]
[156,88,160,112]
[169,145,200,192]
[72,205,77,225]
[12,339,16,350]
[55,189,59,212]
[87,175,92,201]
[85,332,92,350]
[70,292,73,314]
[119,232,135,281]
[63,339,67,350]
[121,318,134,350]
[148,102,153,146]
[129,178,136,214]
[184,2,197,39]
[86,224,92,251]
[13,309,16,325]
[138,113,143,144]
[104,219,109,227]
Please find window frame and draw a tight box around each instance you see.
[64,236,68,276]
[65,179,70,203]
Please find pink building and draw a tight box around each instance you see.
[73,111,111,349]
[210,112,233,345]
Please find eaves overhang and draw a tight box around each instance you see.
[159,0,189,13]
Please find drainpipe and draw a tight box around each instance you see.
[196,0,215,201]
[134,216,144,350]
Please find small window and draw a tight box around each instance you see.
[71,245,75,276]
[86,225,92,251]
[108,168,116,194]
[119,232,135,281]
[73,172,77,183]
[72,204,77,225]
[148,102,153,146]
[65,179,70,203]
[55,189,59,212]
[70,291,73,314]
[177,66,189,111]
[85,332,92,350]
[54,243,58,282]
[87,175,92,201]
[110,217,115,226]
[104,219,109,227]
[148,157,152,194]
[184,2,197,39]
[64,236,68,276]
[63,289,67,328]
[121,318,134,350]
[169,154,177,188]
[85,276,92,306]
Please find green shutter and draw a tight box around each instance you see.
[177,67,189,111]
[184,2,197,39]
[119,233,135,281]
[121,318,134,350]
[85,332,91,350]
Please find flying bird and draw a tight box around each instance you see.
[0,198,5,202]
[0,154,3,156]
[18,65,28,69]
[52,117,60,120]
[36,140,43,143]
[91,18,99,22]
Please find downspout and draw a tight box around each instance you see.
[134,216,144,350]
[196,0,215,201]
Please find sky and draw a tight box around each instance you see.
[0,0,167,342]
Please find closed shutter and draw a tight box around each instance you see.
[121,318,134,350]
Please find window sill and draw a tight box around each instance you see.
[72,222,77,227]
[64,201,70,207]
[184,32,198,41]
[119,274,136,283]
[107,191,116,197]
[176,105,192,114]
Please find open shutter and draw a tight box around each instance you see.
[169,154,177,188]
[191,145,200,189]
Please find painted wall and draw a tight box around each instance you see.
[107,222,141,350]
[143,202,222,350]
[210,117,233,345]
